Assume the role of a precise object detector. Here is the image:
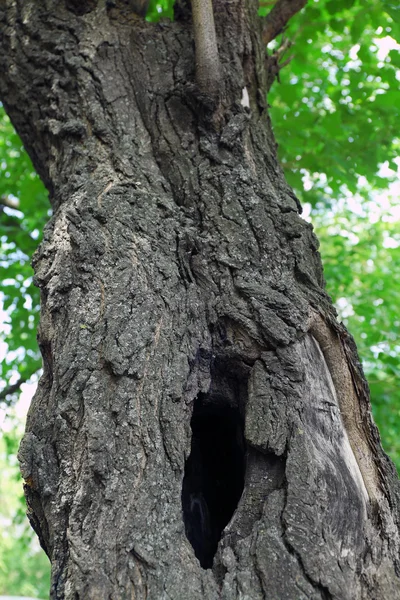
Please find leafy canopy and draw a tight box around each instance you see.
[0,110,47,402]
[266,0,400,207]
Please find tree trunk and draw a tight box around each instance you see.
[1,1,400,598]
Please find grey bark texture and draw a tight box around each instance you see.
[1,0,400,598]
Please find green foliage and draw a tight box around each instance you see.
[0,107,49,593]
[146,0,175,21]
[0,107,47,402]
[0,413,50,599]
[267,0,400,206]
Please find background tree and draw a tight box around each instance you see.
[0,1,398,597]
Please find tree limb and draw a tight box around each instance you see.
[265,40,294,90]
[262,0,307,45]
[0,363,41,403]
[0,194,20,209]
[0,376,30,402]
[191,0,221,97]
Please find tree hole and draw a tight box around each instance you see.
[182,393,246,569]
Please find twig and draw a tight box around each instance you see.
[275,36,293,59]
[0,363,41,403]
[279,53,295,69]
[0,376,30,401]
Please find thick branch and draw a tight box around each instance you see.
[191,0,221,97]
[262,0,307,45]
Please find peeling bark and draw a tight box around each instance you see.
[1,0,400,598]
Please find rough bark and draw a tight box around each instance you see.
[1,0,400,598]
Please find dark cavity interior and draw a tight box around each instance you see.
[182,392,246,569]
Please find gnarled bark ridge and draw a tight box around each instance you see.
[1,0,399,598]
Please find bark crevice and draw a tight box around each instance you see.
[280,488,334,600]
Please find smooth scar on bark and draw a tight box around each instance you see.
[309,310,382,506]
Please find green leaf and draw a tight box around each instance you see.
[388,49,400,67]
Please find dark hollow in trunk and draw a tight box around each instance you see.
[182,392,246,568]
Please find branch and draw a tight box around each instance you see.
[265,38,295,91]
[0,376,30,402]
[0,362,41,403]
[191,0,221,97]
[0,194,20,209]
[278,52,295,69]
[262,0,308,45]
